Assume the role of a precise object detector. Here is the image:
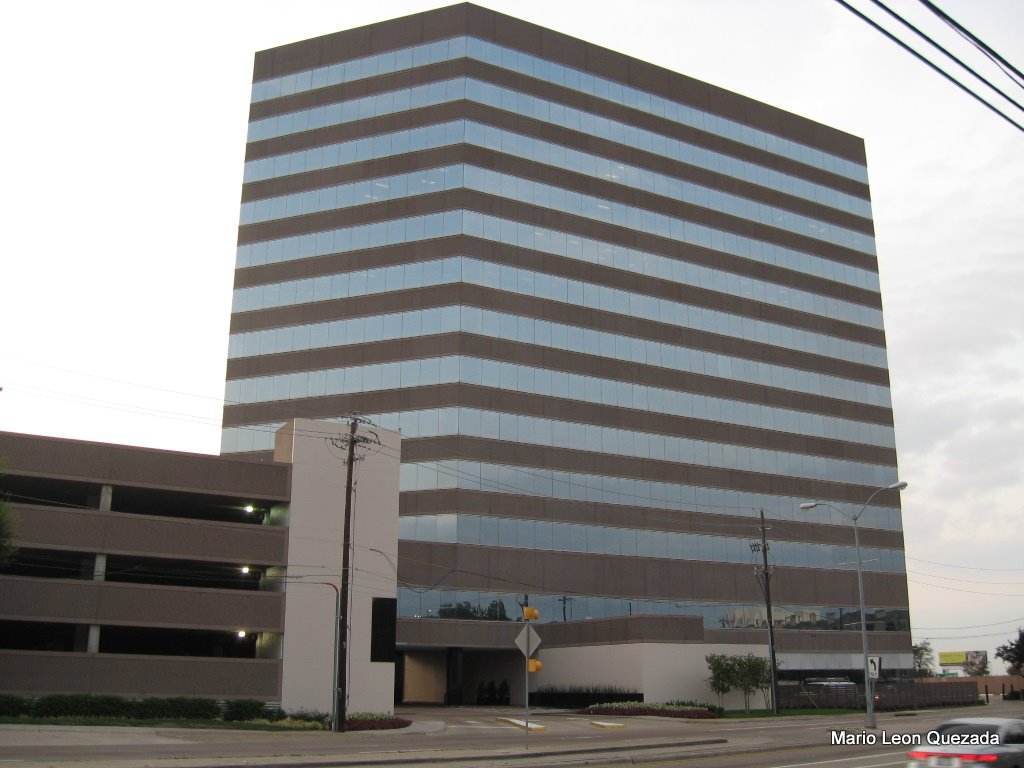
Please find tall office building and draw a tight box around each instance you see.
[222,3,910,703]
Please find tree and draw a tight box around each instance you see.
[733,653,772,714]
[962,652,989,677]
[705,653,735,708]
[913,640,937,678]
[706,653,772,713]
[995,629,1024,679]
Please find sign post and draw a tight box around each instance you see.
[515,614,541,748]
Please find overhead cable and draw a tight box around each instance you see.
[917,0,1024,89]
[833,0,1024,135]
[868,0,1024,114]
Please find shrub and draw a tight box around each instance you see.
[222,699,267,722]
[532,685,641,709]
[288,709,330,723]
[32,694,132,718]
[0,694,29,717]
[132,697,221,720]
[579,701,720,719]
[344,712,411,731]
[666,699,725,717]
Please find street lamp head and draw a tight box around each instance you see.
[888,481,908,491]
[799,502,818,510]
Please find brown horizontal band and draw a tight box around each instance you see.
[253,7,867,165]
[227,281,890,384]
[399,488,905,548]
[234,231,881,314]
[397,539,909,606]
[399,433,895,495]
[237,190,877,293]
[245,99,872,235]
[229,237,884,349]
[248,58,869,198]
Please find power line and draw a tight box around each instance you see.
[906,569,1024,587]
[913,617,1024,631]
[906,555,1024,572]
[914,630,1021,641]
[867,0,1024,114]
[917,0,1024,89]
[833,0,1024,134]
[906,576,1024,598]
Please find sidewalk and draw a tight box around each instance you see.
[3,701,1019,768]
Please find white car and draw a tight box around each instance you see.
[906,718,1024,767]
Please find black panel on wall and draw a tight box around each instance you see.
[370,597,397,662]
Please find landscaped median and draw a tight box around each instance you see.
[0,693,410,731]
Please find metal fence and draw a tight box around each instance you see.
[779,681,979,710]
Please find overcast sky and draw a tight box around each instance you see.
[1,0,1021,671]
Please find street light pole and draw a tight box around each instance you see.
[800,480,907,730]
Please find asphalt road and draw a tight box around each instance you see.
[0,699,1021,768]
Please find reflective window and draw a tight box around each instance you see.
[239,208,877,301]
[244,141,871,252]
[223,361,896,487]
[397,587,909,631]
[252,36,870,184]
[250,76,871,226]
[218,424,900,531]
[399,513,904,572]
[240,165,465,225]
[246,114,871,224]
[234,255,887,368]
[227,342,893,436]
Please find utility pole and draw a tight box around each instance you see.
[558,595,573,622]
[752,508,780,714]
[335,417,358,733]
[329,417,380,732]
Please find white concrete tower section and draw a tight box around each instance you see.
[274,418,400,715]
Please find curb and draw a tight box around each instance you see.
[146,738,732,768]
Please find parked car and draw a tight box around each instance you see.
[906,717,1024,767]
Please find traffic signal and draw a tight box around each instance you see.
[528,659,543,672]
[522,606,540,621]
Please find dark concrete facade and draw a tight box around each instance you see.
[0,431,288,699]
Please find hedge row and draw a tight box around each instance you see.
[0,694,290,722]
[579,700,722,719]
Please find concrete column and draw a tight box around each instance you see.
[99,484,112,511]
[87,624,101,654]
[87,551,108,654]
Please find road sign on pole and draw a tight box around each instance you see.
[515,625,541,657]
[868,656,881,679]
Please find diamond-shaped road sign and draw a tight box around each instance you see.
[514,625,541,657]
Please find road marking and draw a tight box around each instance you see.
[590,720,625,729]
[768,751,907,768]
[495,717,545,731]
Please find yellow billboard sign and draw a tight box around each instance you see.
[939,651,967,665]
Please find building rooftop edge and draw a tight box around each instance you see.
[251,2,865,161]
[0,429,291,500]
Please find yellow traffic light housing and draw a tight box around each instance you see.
[528,659,543,672]
[522,606,540,621]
